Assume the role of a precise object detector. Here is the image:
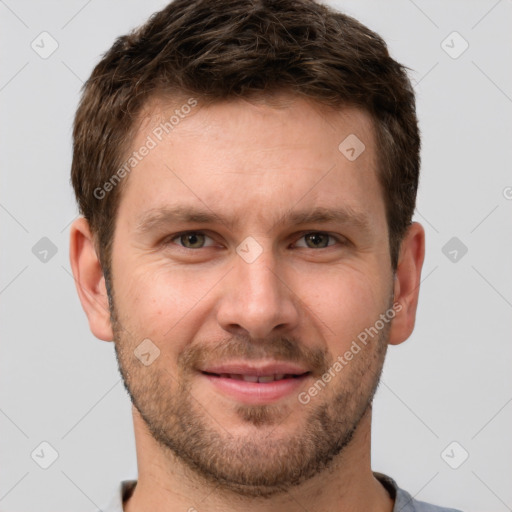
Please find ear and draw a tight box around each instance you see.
[69,217,114,341]
[388,222,425,346]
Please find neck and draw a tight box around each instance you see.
[124,406,394,512]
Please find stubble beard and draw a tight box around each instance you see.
[111,301,390,498]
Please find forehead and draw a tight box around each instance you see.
[116,94,386,234]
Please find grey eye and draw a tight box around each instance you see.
[295,233,335,249]
[172,232,215,249]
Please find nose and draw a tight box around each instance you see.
[216,247,301,341]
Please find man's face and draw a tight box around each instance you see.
[109,96,395,496]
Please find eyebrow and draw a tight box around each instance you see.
[135,205,372,235]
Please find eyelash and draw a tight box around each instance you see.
[165,231,346,249]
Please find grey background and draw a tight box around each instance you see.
[1,1,511,511]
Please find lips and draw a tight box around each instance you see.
[199,361,311,404]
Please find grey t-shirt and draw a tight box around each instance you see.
[101,473,463,512]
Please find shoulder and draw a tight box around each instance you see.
[374,472,464,512]
[99,480,137,512]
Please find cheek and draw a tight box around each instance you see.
[298,266,389,344]
[113,261,220,341]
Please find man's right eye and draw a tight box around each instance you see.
[168,232,216,249]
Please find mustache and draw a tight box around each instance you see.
[178,334,331,376]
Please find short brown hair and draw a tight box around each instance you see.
[71,0,420,275]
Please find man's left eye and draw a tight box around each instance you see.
[294,232,339,249]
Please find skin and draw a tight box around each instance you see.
[70,94,425,512]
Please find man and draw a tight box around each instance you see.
[69,1,462,510]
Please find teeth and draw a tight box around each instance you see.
[257,375,275,383]
[220,373,242,380]
[241,375,259,382]
[217,373,298,382]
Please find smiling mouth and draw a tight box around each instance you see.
[201,371,311,383]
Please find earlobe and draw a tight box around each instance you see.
[69,217,114,341]
[388,222,425,346]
